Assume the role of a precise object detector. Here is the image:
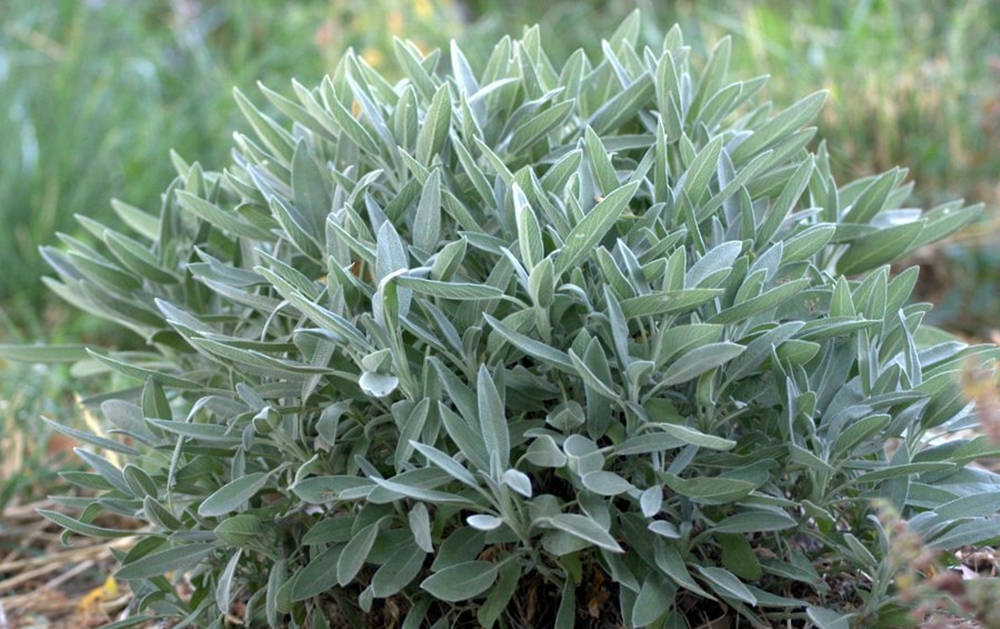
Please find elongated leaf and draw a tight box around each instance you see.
[198,472,268,517]
[709,279,810,324]
[934,493,1000,521]
[41,417,139,456]
[371,477,472,505]
[175,190,272,240]
[371,542,426,597]
[39,510,139,538]
[540,514,623,552]
[477,365,510,471]
[117,543,216,579]
[836,221,925,276]
[731,91,827,164]
[438,402,490,473]
[411,441,477,486]
[291,140,332,229]
[420,561,498,602]
[680,136,723,202]
[582,471,633,496]
[686,241,742,287]
[291,545,344,601]
[632,572,675,627]
[655,542,714,599]
[695,566,756,604]
[555,181,640,277]
[782,224,836,264]
[0,344,90,363]
[395,276,503,300]
[659,342,744,387]
[483,313,574,372]
[413,170,442,252]
[590,72,654,135]
[510,100,574,153]
[337,521,380,586]
[292,475,375,504]
[622,289,723,319]
[756,157,814,246]
[654,423,736,451]
[409,503,434,552]
[327,92,382,155]
[711,509,796,533]
[416,84,452,164]
[806,607,851,629]
[477,561,521,628]
[663,474,756,502]
[513,184,544,268]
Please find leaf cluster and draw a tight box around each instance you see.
[8,12,999,629]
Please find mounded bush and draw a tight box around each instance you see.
[12,12,1000,628]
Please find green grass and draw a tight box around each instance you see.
[0,0,472,333]
[0,361,74,511]
[0,0,333,332]
[0,0,319,514]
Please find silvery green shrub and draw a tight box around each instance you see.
[9,12,1000,628]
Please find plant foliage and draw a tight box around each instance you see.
[8,12,1000,628]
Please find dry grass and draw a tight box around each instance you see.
[0,500,139,628]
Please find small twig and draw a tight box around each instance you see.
[0,589,55,613]
[100,593,131,615]
[0,525,60,540]
[42,559,94,590]
[2,23,66,61]
[1,499,55,520]
[0,559,64,592]
[0,536,134,573]
[0,525,48,564]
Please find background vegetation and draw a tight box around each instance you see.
[2,0,998,336]
[1,0,997,624]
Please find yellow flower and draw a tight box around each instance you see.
[413,0,432,20]
[77,576,119,610]
[361,46,384,68]
[387,10,404,36]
